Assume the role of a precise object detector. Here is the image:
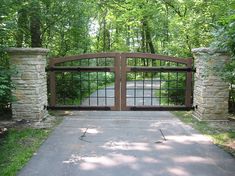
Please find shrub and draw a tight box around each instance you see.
[0,66,14,113]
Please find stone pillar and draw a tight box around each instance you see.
[192,48,229,121]
[7,48,49,121]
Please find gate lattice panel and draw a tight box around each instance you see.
[47,53,194,111]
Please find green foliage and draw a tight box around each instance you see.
[161,73,186,105]
[0,0,233,56]
[55,59,115,105]
[173,111,235,156]
[211,1,235,82]
[0,128,50,176]
[214,30,234,82]
[56,72,115,105]
[0,66,14,107]
[155,73,186,105]
[0,48,15,113]
[0,0,234,109]
[210,3,235,113]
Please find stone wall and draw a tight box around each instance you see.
[7,48,49,121]
[192,48,230,120]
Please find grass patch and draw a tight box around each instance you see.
[0,127,53,176]
[173,111,235,156]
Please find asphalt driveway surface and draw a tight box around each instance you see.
[18,111,235,176]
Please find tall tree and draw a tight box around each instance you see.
[29,0,42,47]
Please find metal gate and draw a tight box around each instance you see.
[47,53,194,111]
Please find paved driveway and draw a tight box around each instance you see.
[18,111,235,176]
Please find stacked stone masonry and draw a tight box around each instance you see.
[7,48,49,121]
[192,48,229,120]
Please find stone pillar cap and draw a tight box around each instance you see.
[6,47,49,55]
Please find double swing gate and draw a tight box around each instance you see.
[47,53,194,111]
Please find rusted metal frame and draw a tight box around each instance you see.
[51,52,119,65]
[128,106,194,111]
[122,53,189,64]
[49,59,56,107]
[114,53,121,110]
[47,66,113,72]
[47,105,111,111]
[185,58,193,107]
[127,67,194,72]
[121,54,127,110]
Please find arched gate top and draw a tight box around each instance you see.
[50,52,192,66]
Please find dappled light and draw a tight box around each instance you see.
[173,156,214,164]
[1,0,235,175]
[80,128,102,135]
[166,134,211,145]
[153,144,172,151]
[142,157,160,164]
[168,167,190,176]
[80,153,137,170]
[102,141,151,151]
[15,111,235,176]
[59,114,234,176]
[62,118,228,175]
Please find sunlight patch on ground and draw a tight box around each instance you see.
[168,167,190,176]
[79,127,102,134]
[166,134,211,144]
[102,141,151,151]
[173,156,214,164]
[80,153,137,170]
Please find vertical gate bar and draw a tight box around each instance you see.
[168,72,170,105]
[105,57,107,106]
[134,59,137,106]
[151,59,154,105]
[185,58,193,107]
[143,72,145,105]
[151,72,153,106]
[176,63,179,104]
[159,61,162,105]
[121,54,127,110]
[70,61,74,104]
[49,59,56,106]
[79,60,82,105]
[62,72,66,105]
[96,58,99,106]
[88,72,91,106]
[71,72,74,105]
[114,54,121,110]
[86,58,90,106]
[96,71,99,106]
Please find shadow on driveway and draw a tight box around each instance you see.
[18,111,235,176]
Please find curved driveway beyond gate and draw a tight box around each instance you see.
[17,85,235,176]
[82,80,160,107]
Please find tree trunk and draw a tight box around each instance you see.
[162,3,169,51]
[16,8,28,47]
[29,2,42,47]
[141,20,146,53]
[143,19,155,54]
[126,25,131,49]
[103,17,106,52]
